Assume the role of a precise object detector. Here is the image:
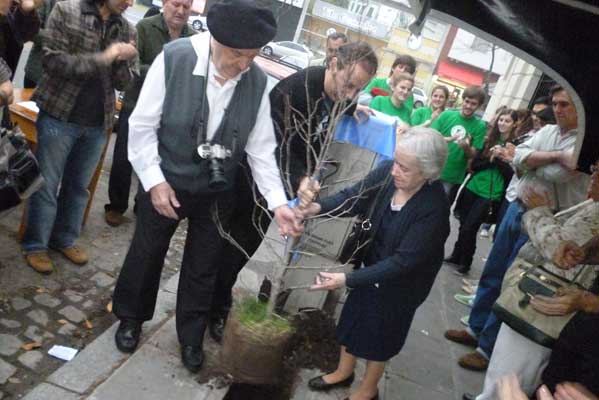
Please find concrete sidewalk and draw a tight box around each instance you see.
[20,245,490,400]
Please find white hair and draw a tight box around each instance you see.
[396,127,448,181]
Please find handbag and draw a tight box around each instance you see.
[493,258,598,348]
[0,125,44,212]
[338,174,392,264]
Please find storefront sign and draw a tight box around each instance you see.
[312,0,389,39]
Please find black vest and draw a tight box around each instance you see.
[158,37,267,194]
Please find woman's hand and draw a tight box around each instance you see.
[530,287,587,316]
[553,241,585,269]
[522,188,552,210]
[310,272,346,291]
[497,374,529,400]
[537,382,599,400]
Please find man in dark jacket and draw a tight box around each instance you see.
[22,0,136,274]
[104,0,194,227]
[207,41,378,343]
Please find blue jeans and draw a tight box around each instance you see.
[22,112,106,252]
[468,201,529,358]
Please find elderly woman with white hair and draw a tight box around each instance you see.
[297,127,450,400]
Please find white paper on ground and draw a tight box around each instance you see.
[17,101,39,113]
[48,345,78,361]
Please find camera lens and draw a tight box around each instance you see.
[208,158,227,190]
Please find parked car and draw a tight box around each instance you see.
[253,54,299,90]
[261,41,313,66]
[412,87,428,108]
[188,14,206,31]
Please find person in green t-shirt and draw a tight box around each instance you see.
[369,73,414,126]
[361,54,416,112]
[445,108,519,274]
[430,85,488,203]
[411,84,449,127]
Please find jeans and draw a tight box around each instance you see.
[468,201,529,357]
[22,111,106,252]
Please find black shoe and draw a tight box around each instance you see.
[308,373,354,391]
[181,345,204,373]
[209,316,225,344]
[115,319,142,353]
[462,393,476,400]
[453,265,471,276]
[444,256,460,266]
[343,394,378,400]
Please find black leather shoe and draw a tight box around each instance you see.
[343,392,378,400]
[308,373,354,391]
[181,345,204,373]
[463,393,476,400]
[209,316,225,344]
[115,319,142,353]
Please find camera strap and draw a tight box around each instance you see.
[195,39,212,147]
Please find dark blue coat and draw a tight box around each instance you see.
[319,160,450,361]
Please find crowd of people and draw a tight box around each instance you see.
[1,0,598,399]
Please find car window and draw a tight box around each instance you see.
[279,42,293,48]
[413,88,424,96]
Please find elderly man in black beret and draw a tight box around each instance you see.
[111,0,301,372]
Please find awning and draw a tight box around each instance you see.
[437,60,484,86]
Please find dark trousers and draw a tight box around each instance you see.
[105,107,135,214]
[542,312,599,395]
[450,188,491,268]
[113,188,234,347]
[210,165,270,318]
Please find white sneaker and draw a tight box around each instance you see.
[479,229,489,238]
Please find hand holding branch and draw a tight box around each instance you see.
[310,271,346,291]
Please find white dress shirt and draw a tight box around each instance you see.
[513,124,589,210]
[127,32,288,210]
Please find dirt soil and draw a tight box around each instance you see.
[222,309,339,400]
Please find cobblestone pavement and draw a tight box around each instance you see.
[0,136,187,399]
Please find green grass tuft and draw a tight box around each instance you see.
[235,297,294,338]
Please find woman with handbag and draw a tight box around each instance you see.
[463,165,599,400]
[295,127,450,400]
[445,108,519,275]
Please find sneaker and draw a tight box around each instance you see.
[461,284,478,294]
[454,293,475,307]
[105,210,125,227]
[461,278,478,287]
[25,252,53,274]
[479,229,489,238]
[460,315,470,326]
[458,351,489,371]
[56,246,88,265]
[444,329,478,347]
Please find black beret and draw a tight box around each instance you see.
[207,0,277,49]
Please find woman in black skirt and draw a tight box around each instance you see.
[297,127,450,400]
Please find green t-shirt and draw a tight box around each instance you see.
[466,166,505,201]
[411,106,432,126]
[370,95,412,125]
[466,139,506,201]
[364,77,414,111]
[430,110,487,184]
[365,77,392,95]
